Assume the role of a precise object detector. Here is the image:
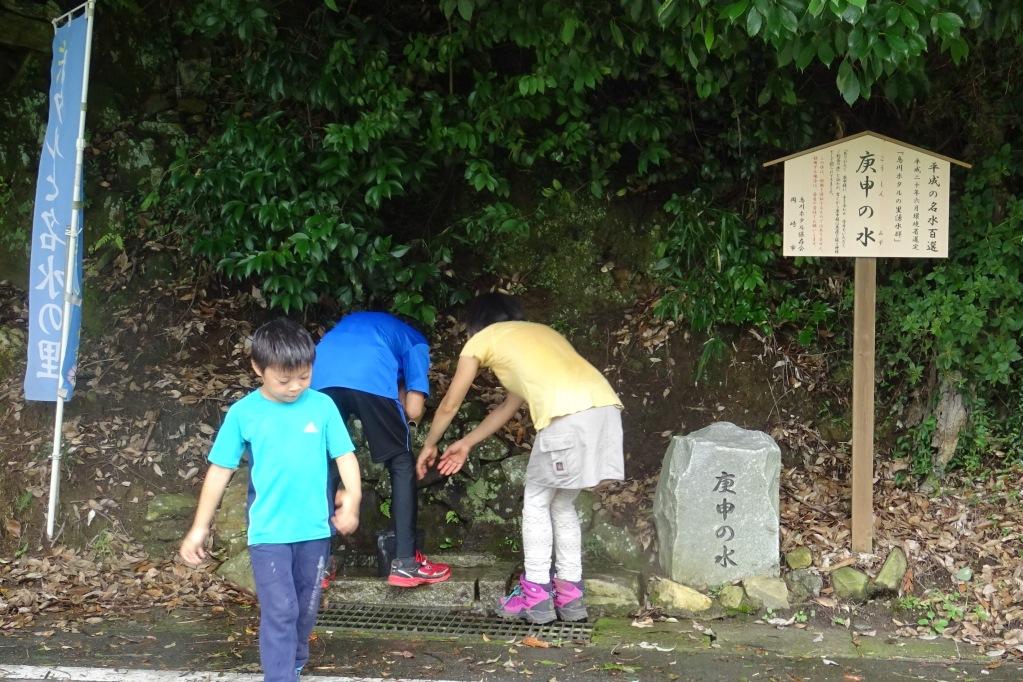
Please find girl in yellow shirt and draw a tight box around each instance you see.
[417,293,624,623]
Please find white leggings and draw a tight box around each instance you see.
[521,481,581,584]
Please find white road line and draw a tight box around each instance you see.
[0,665,464,682]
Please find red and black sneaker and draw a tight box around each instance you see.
[320,554,337,590]
[386,551,452,588]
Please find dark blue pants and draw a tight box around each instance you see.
[387,450,417,559]
[322,387,417,560]
[249,538,330,682]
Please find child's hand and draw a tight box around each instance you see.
[333,507,359,535]
[416,444,438,480]
[333,490,360,535]
[179,527,209,565]
[438,439,471,476]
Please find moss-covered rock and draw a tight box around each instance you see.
[214,467,250,559]
[719,584,753,612]
[870,547,907,595]
[586,509,649,571]
[584,572,642,616]
[785,568,823,604]
[144,493,195,523]
[216,548,255,594]
[742,575,790,610]
[784,546,813,570]
[648,577,713,615]
[832,566,870,602]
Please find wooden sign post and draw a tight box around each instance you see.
[765,131,969,554]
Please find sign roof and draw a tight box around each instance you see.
[763,130,971,169]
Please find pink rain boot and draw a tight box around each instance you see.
[552,577,588,622]
[497,576,556,624]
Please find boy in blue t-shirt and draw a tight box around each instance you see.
[180,318,361,682]
[312,311,450,587]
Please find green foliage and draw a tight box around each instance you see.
[880,148,1023,470]
[651,189,836,339]
[881,152,1023,392]
[893,414,937,477]
[155,0,1019,322]
[0,176,28,257]
[163,112,446,319]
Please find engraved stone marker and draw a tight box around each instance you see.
[653,422,781,587]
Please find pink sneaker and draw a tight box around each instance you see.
[553,577,588,621]
[497,576,555,624]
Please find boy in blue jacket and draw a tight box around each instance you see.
[313,312,450,587]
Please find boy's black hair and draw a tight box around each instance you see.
[250,318,316,371]
[464,293,526,335]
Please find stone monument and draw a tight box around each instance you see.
[653,422,780,587]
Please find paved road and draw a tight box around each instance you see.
[0,607,1019,681]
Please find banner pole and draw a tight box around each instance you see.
[46,0,96,541]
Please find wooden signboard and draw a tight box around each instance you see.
[765,131,969,553]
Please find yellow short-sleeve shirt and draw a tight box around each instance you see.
[460,321,622,430]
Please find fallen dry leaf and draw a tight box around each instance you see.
[520,636,551,649]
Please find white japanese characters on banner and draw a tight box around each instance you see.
[24,13,88,401]
[781,134,951,259]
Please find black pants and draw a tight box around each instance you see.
[321,387,418,560]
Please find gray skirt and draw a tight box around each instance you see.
[525,405,625,489]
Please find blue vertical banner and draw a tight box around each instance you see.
[24,13,89,402]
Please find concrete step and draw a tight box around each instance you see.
[324,561,515,611]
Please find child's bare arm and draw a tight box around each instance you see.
[417,355,479,477]
[403,390,426,424]
[180,463,234,564]
[333,453,361,535]
[437,393,523,476]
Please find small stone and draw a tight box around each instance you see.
[954,566,973,582]
[871,547,908,595]
[785,568,823,604]
[648,578,713,615]
[742,575,789,610]
[832,566,870,602]
[718,585,751,611]
[584,573,642,616]
[785,546,813,570]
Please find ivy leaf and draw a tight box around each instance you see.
[901,7,919,31]
[704,23,715,51]
[457,0,473,22]
[796,42,817,70]
[561,17,577,44]
[932,12,964,36]
[656,0,677,26]
[746,7,763,36]
[721,0,749,22]
[323,0,338,11]
[836,60,861,105]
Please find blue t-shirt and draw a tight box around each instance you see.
[208,388,355,545]
[311,312,430,399]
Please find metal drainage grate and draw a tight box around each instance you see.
[317,603,593,641]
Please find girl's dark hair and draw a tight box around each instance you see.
[250,318,316,371]
[464,293,526,335]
